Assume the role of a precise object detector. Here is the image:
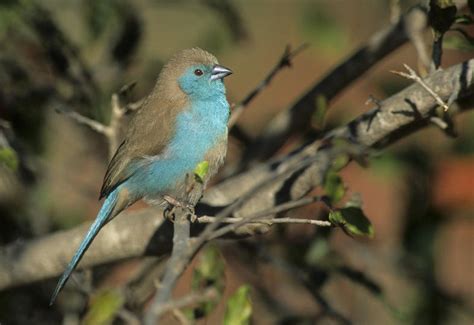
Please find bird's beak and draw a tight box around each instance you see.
[210,64,232,81]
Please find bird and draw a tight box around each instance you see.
[50,48,232,305]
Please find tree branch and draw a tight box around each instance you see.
[145,208,192,325]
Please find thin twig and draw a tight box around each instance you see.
[197,215,331,227]
[57,87,133,159]
[404,6,430,72]
[228,43,308,128]
[148,287,218,319]
[390,0,401,23]
[204,196,331,241]
[391,63,450,111]
[171,309,191,325]
[117,308,141,325]
[125,99,144,112]
[58,109,110,135]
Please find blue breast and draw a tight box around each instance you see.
[125,96,229,198]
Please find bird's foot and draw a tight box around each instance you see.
[163,195,196,222]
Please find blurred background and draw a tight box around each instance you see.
[0,0,473,324]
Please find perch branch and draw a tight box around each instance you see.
[145,207,192,325]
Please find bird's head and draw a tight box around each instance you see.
[157,48,232,101]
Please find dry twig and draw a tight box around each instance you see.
[197,216,332,227]
[147,287,218,320]
[391,63,450,111]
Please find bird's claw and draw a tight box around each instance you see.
[163,195,196,222]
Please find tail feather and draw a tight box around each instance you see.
[49,190,119,305]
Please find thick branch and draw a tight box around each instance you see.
[0,59,472,291]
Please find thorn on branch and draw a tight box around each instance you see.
[391,63,450,111]
[429,109,457,137]
[119,81,137,97]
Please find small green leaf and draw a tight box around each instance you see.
[224,285,252,325]
[300,4,347,54]
[194,160,209,184]
[305,238,330,266]
[328,209,345,225]
[332,153,350,171]
[188,245,225,319]
[82,0,119,40]
[83,289,125,325]
[0,147,18,171]
[311,94,327,129]
[329,207,374,238]
[454,14,474,25]
[444,31,474,51]
[323,171,345,203]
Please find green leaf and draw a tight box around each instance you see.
[82,0,119,40]
[83,289,125,325]
[323,171,345,203]
[0,147,18,171]
[444,30,474,51]
[305,238,330,266]
[311,94,327,129]
[328,209,344,224]
[329,207,374,238]
[454,14,474,25]
[224,285,252,325]
[300,4,347,54]
[192,245,225,290]
[332,153,350,171]
[194,160,209,184]
[188,245,225,319]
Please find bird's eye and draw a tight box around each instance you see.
[194,69,203,76]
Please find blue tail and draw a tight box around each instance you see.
[49,190,119,305]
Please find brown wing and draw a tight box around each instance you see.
[99,93,186,199]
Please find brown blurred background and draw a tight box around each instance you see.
[0,0,473,324]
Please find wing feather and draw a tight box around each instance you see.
[99,93,187,199]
